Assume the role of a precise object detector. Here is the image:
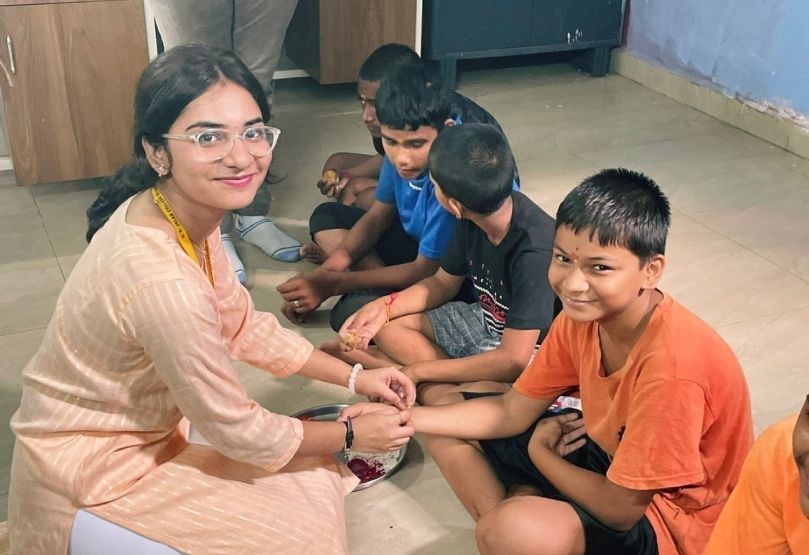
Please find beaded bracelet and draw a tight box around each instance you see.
[347,363,363,394]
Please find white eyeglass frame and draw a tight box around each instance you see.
[161,125,280,161]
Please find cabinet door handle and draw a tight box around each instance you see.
[7,35,15,75]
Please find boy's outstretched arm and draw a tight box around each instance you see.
[403,327,540,384]
[340,269,464,349]
[528,415,655,531]
[411,388,556,440]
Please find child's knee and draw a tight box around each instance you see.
[476,498,584,555]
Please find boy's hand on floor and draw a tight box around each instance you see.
[528,413,587,460]
[281,300,310,324]
[277,271,339,313]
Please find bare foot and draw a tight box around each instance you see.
[300,242,326,264]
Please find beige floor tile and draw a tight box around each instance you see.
[716,307,809,427]
[655,156,809,216]
[0,226,56,267]
[0,258,63,335]
[34,188,99,260]
[0,170,17,188]
[0,328,45,520]
[663,214,809,327]
[0,188,41,234]
[691,190,809,281]
[574,125,775,174]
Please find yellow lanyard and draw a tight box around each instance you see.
[150,187,215,287]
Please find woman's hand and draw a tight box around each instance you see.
[339,299,388,351]
[528,412,587,460]
[354,367,416,409]
[338,403,413,452]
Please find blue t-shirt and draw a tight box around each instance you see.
[374,156,455,260]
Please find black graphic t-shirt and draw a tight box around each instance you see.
[441,191,557,344]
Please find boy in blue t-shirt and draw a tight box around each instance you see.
[278,63,464,330]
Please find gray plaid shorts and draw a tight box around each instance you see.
[426,301,501,358]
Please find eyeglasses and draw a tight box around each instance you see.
[162,125,280,161]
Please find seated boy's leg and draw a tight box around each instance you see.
[425,386,509,520]
[374,313,447,365]
[475,413,659,555]
[308,202,386,269]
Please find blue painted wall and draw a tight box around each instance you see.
[625,0,809,117]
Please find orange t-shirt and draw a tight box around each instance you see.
[704,415,809,555]
[514,293,753,555]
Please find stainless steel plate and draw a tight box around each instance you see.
[291,403,408,491]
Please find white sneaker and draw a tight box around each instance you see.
[221,233,247,284]
[234,215,302,262]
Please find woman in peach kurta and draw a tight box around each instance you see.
[8,45,415,554]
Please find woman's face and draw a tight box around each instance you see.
[161,80,269,212]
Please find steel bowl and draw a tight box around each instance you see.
[291,403,408,491]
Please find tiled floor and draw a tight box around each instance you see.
[2,63,809,553]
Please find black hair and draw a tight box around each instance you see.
[375,62,451,131]
[358,43,421,82]
[555,168,671,265]
[85,44,269,241]
[428,123,515,215]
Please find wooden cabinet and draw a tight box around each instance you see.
[285,0,419,85]
[0,0,148,186]
[422,0,624,86]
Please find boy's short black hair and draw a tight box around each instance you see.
[358,43,421,82]
[375,63,451,131]
[428,123,515,215]
[556,169,670,265]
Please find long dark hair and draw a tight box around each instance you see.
[85,44,269,241]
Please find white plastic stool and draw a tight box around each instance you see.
[69,510,182,555]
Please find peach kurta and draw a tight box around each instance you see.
[9,197,357,554]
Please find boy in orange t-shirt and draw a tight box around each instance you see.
[704,394,809,555]
[353,169,754,554]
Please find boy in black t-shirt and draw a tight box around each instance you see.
[335,123,556,406]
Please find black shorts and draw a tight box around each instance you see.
[463,392,659,555]
[309,202,418,267]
